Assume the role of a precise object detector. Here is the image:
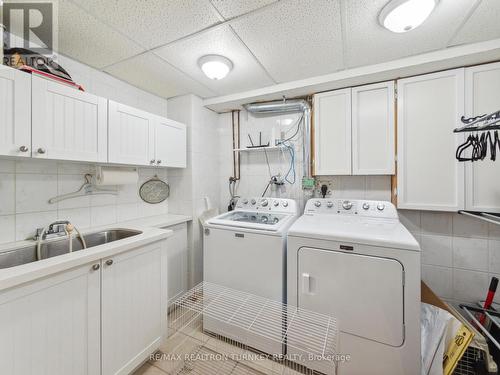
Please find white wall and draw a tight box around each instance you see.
[0,53,171,244]
[167,94,220,287]
[216,110,499,305]
[217,110,306,212]
[0,159,169,243]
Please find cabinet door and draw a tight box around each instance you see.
[155,117,187,168]
[101,243,163,375]
[165,223,188,304]
[32,76,107,162]
[465,63,500,213]
[0,263,101,375]
[108,101,155,166]
[397,69,465,211]
[0,65,31,157]
[352,81,395,175]
[313,88,352,175]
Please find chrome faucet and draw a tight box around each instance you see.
[33,220,71,241]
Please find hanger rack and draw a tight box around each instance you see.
[48,174,118,204]
[459,210,500,226]
[454,110,500,133]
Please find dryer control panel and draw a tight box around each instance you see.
[235,197,298,214]
[304,199,398,219]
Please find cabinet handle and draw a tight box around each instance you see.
[105,259,114,266]
[37,148,46,154]
[19,145,29,152]
[156,160,162,165]
[150,159,156,164]
[92,264,100,271]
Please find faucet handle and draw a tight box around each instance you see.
[33,228,44,240]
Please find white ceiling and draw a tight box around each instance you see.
[53,0,500,100]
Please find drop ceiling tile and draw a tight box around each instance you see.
[451,0,500,46]
[209,0,279,19]
[68,0,221,50]
[57,0,144,69]
[342,0,478,68]
[154,25,275,96]
[104,53,216,99]
[230,0,344,83]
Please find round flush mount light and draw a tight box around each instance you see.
[198,54,233,80]
[379,0,438,33]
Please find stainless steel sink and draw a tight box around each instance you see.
[0,229,142,269]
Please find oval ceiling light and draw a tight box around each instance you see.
[198,54,233,80]
[379,0,438,33]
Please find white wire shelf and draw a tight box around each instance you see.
[233,145,285,152]
[168,282,339,375]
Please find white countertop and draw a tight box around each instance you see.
[0,214,192,292]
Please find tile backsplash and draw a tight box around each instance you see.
[399,209,500,305]
[0,158,169,244]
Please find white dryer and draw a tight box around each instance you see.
[287,198,421,375]
[203,197,299,355]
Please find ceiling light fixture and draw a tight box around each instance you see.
[198,54,233,80]
[379,0,438,33]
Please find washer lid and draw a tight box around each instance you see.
[288,215,420,251]
[207,210,296,232]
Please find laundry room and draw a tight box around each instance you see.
[1,0,500,374]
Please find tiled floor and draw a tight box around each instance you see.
[132,326,303,375]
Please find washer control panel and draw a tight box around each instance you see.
[304,199,398,219]
[235,197,297,214]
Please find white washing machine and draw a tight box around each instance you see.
[203,197,299,355]
[287,198,421,375]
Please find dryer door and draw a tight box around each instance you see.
[298,247,404,346]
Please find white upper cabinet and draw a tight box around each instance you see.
[108,101,187,168]
[465,62,500,213]
[397,69,465,211]
[0,66,31,157]
[314,88,352,175]
[32,76,107,162]
[313,82,395,176]
[155,117,187,168]
[352,81,395,175]
[108,101,155,166]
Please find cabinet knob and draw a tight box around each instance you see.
[37,148,46,154]
[150,159,156,164]
[105,259,114,266]
[19,145,29,152]
[156,160,162,165]
[92,264,100,271]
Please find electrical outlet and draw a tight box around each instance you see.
[313,178,334,197]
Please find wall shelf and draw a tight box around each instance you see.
[233,145,285,152]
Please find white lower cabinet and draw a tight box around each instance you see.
[101,243,163,375]
[164,223,188,304]
[397,69,465,211]
[0,240,167,375]
[465,62,500,213]
[0,263,101,375]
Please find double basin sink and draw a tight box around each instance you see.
[0,229,142,269]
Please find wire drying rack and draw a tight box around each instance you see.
[161,282,339,375]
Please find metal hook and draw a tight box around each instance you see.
[84,174,93,184]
